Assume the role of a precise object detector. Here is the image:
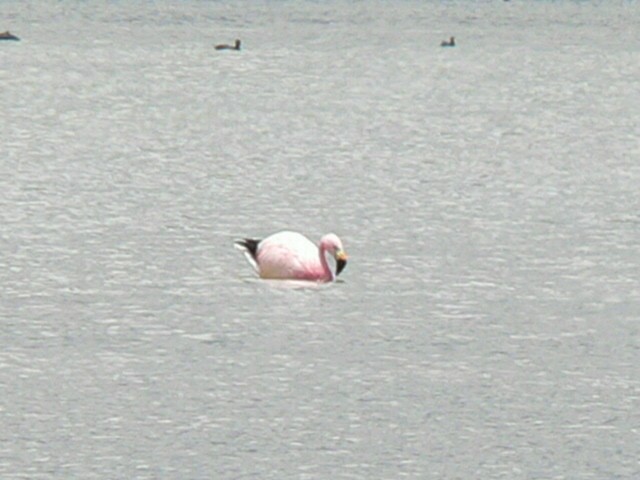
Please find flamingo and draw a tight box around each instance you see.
[235,231,348,282]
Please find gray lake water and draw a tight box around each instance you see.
[1,1,639,478]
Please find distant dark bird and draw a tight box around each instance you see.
[440,36,455,47]
[0,31,20,41]
[215,39,241,51]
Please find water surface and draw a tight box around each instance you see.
[1,1,639,478]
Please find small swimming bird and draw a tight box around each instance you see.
[441,36,455,47]
[0,31,20,41]
[215,39,241,51]
[235,231,348,282]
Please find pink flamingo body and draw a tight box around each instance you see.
[235,231,348,282]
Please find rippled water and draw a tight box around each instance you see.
[1,1,639,478]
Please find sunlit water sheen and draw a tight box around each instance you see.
[1,1,639,479]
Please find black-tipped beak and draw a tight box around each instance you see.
[335,250,348,276]
[336,258,347,276]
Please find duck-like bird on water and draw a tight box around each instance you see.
[235,231,348,282]
[441,36,455,47]
[0,31,20,41]
[215,39,241,51]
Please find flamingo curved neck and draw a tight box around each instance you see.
[318,244,334,281]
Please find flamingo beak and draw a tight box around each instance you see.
[335,250,348,276]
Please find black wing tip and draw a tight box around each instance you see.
[235,238,260,258]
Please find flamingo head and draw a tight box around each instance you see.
[321,233,348,277]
